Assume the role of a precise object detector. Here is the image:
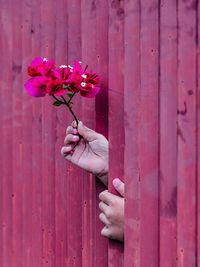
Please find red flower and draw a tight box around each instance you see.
[84,71,100,85]
[46,66,72,96]
[78,69,100,97]
[28,57,55,77]
[64,61,84,92]
[79,82,100,98]
[46,79,65,96]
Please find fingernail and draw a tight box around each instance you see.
[64,146,71,153]
[113,178,121,187]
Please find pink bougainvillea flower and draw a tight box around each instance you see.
[25,76,49,97]
[46,66,73,96]
[64,61,84,92]
[83,71,100,85]
[28,57,55,77]
[79,82,100,98]
[46,78,67,96]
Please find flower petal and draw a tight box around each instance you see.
[80,86,100,98]
[25,78,46,97]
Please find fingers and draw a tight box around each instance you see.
[99,190,116,205]
[99,201,108,212]
[66,125,78,135]
[112,179,125,197]
[77,121,98,142]
[61,146,72,161]
[72,120,78,128]
[101,226,110,238]
[99,213,110,226]
[64,134,79,145]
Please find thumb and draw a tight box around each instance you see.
[78,121,98,142]
[112,178,125,197]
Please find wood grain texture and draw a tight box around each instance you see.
[0,0,199,266]
[108,0,125,266]
[124,0,141,266]
[198,1,200,265]
[1,1,13,267]
[177,0,197,266]
[95,0,109,266]
[140,0,159,266]
[159,0,178,266]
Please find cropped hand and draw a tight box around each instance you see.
[61,121,108,186]
[99,179,124,241]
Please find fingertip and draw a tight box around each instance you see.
[101,226,109,238]
[77,121,83,131]
[61,146,72,155]
[112,178,121,188]
[73,128,78,134]
[72,135,79,142]
[72,120,78,128]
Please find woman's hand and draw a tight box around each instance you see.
[61,121,108,186]
[99,179,124,242]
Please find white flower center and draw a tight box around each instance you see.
[82,74,87,79]
[68,65,73,69]
[81,82,86,87]
[43,58,48,62]
[59,65,67,68]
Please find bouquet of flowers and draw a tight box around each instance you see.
[25,58,100,125]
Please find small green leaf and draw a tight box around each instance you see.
[53,100,62,106]
[63,85,68,89]
[67,93,74,99]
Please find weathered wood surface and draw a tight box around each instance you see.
[0,0,199,266]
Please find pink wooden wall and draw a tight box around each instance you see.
[0,0,199,266]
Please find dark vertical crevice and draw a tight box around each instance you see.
[195,0,199,265]
[158,0,161,265]
[176,0,179,263]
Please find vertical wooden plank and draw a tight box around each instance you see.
[12,0,23,266]
[124,0,141,266]
[159,0,178,266]
[66,1,83,266]
[108,0,125,266]
[177,0,197,266]
[22,0,33,266]
[40,1,56,266]
[0,1,13,266]
[95,0,109,266]
[198,2,200,265]
[54,1,68,267]
[81,1,97,266]
[140,0,159,266]
[31,0,43,266]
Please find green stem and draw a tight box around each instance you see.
[52,94,64,104]
[67,92,76,105]
[52,94,82,152]
[60,95,79,125]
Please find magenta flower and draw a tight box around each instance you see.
[64,61,84,92]
[46,78,66,96]
[25,58,101,128]
[24,76,49,97]
[79,83,100,98]
[28,57,55,77]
